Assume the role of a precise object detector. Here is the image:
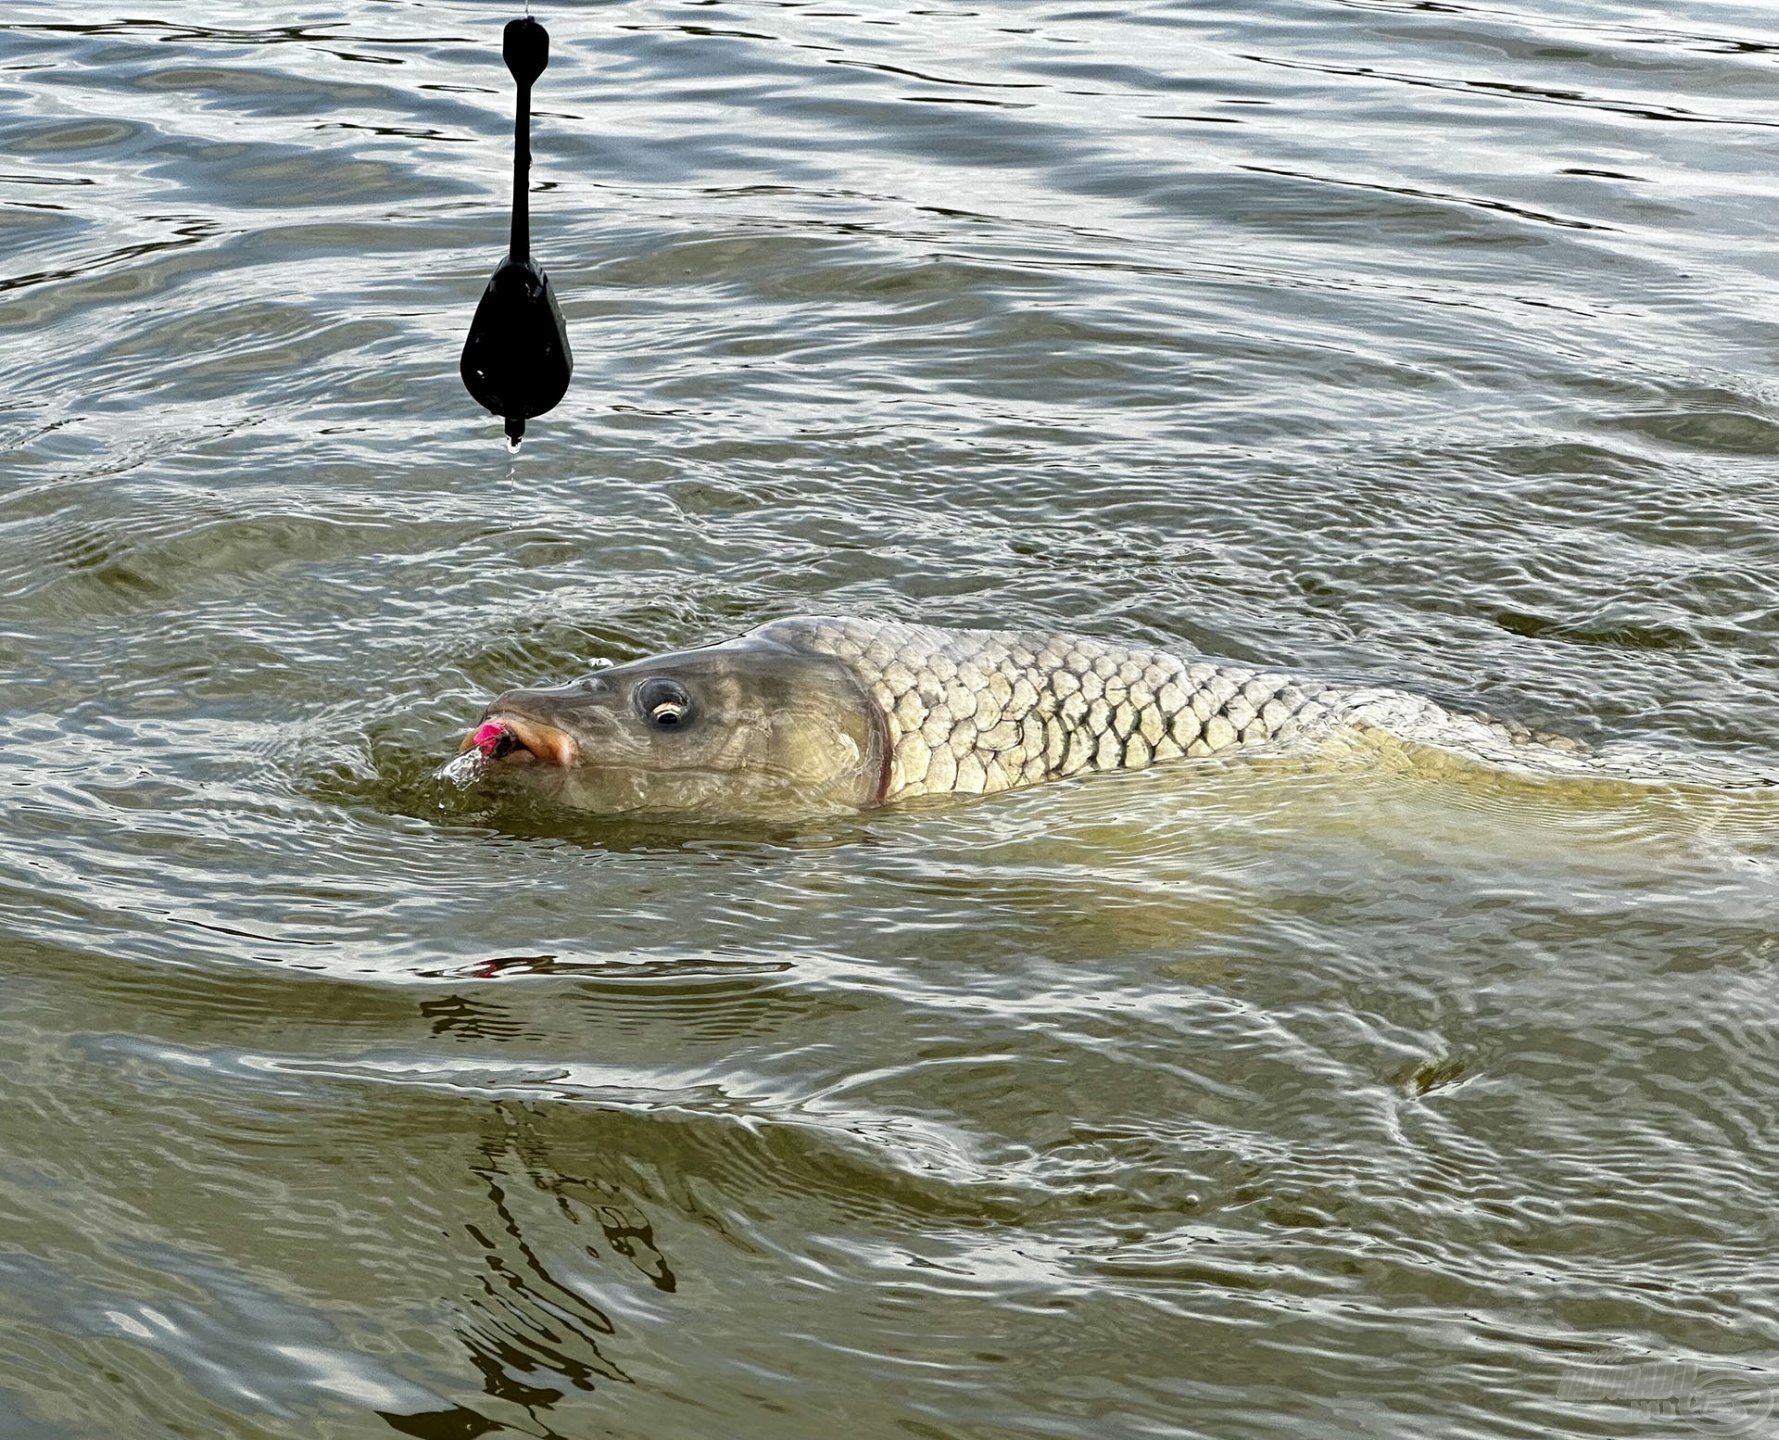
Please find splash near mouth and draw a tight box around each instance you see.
[464,721,516,759]
[437,734,499,788]
[438,720,519,788]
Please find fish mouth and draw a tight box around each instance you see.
[460,713,579,768]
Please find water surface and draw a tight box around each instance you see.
[4,1,1779,1436]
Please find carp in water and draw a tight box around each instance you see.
[437,615,1768,819]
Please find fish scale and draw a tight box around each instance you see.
[755,616,1458,802]
[747,615,1720,801]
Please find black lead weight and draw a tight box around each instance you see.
[460,16,573,449]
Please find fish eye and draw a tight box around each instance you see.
[634,676,694,729]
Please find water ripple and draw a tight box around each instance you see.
[4,0,1779,1436]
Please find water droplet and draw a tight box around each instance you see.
[505,434,522,455]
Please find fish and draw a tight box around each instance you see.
[444,614,1674,818]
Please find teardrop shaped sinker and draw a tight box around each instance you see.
[460,256,572,447]
[460,17,573,447]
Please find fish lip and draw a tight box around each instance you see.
[461,712,580,768]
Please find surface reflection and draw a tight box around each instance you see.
[5,0,1779,1435]
[383,1103,677,1437]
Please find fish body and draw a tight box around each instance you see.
[456,615,1591,817]
[758,617,1581,801]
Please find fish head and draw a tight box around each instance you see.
[459,635,887,817]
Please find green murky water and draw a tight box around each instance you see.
[4,2,1779,1436]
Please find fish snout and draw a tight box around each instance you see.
[463,690,584,768]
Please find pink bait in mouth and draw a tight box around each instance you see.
[468,721,511,757]
[449,714,575,773]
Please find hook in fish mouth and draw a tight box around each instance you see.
[459,714,578,767]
